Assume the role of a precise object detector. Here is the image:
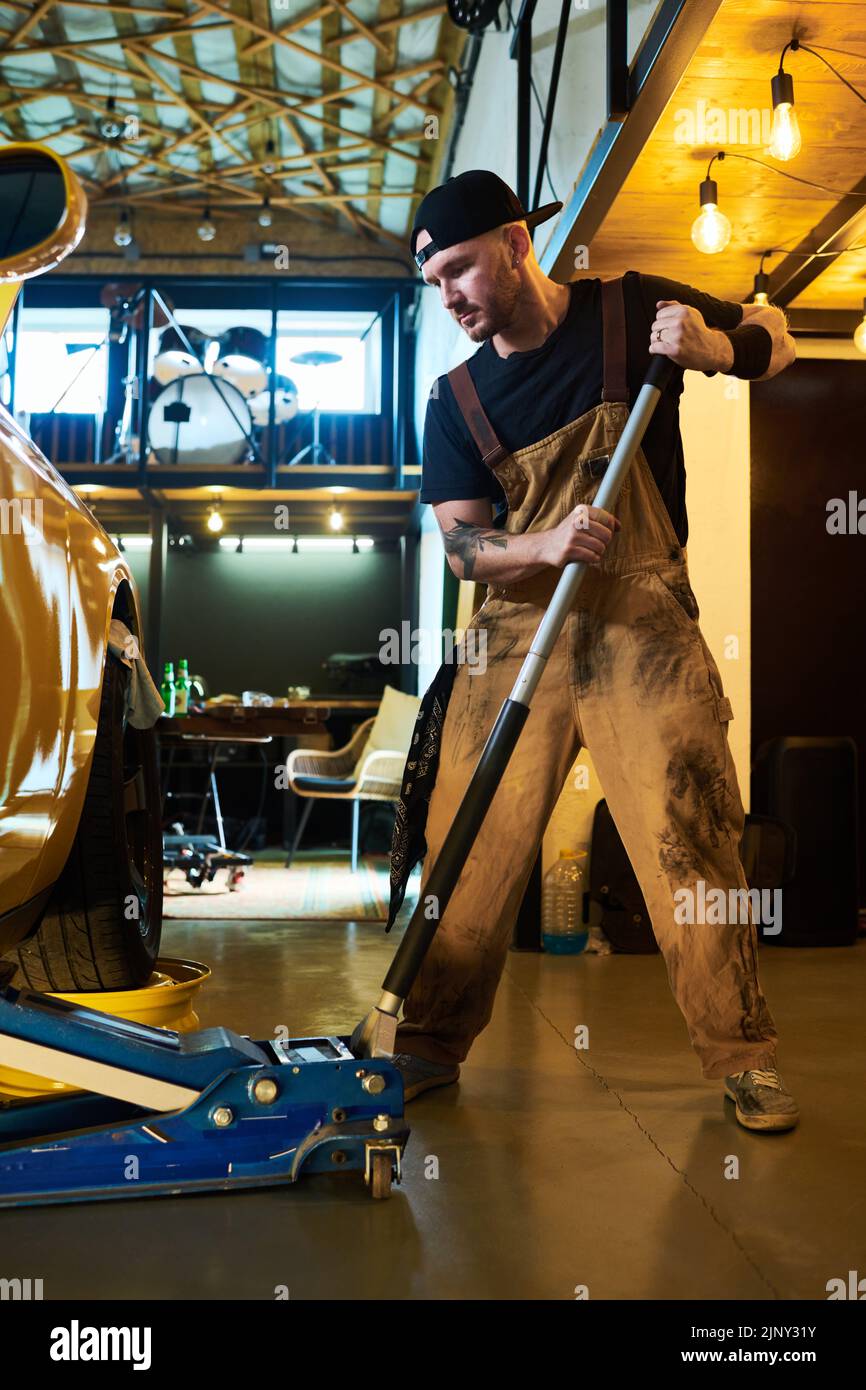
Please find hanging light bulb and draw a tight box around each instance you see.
[753,270,770,306]
[258,195,272,228]
[99,94,123,141]
[113,209,133,248]
[263,137,276,176]
[328,506,344,532]
[853,297,866,355]
[691,175,732,255]
[206,505,224,533]
[197,206,216,242]
[769,58,802,161]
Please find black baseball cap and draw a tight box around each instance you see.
[410,169,562,269]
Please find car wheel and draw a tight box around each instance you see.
[9,652,163,991]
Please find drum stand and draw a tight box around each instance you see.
[286,403,336,467]
[285,351,341,466]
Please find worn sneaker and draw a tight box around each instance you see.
[724,1068,800,1132]
[390,1053,460,1103]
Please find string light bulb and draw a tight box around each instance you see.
[769,44,802,161]
[854,297,866,355]
[99,94,123,141]
[113,210,133,248]
[753,270,770,306]
[197,207,216,242]
[691,174,732,254]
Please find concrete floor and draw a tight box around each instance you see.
[4,911,864,1301]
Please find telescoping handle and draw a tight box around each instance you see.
[381,354,676,1005]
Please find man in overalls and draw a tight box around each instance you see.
[388,170,799,1132]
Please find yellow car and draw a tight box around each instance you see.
[0,143,162,990]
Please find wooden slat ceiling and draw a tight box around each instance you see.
[0,0,461,250]
[570,0,866,312]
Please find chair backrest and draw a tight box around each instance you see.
[352,684,420,778]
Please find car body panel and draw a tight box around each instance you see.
[0,407,140,922]
[0,140,154,956]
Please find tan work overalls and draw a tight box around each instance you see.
[395,275,779,1081]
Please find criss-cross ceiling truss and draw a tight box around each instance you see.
[0,0,462,248]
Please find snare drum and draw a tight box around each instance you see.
[148,373,253,466]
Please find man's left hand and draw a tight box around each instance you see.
[649,299,732,373]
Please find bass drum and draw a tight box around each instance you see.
[148,373,253,466]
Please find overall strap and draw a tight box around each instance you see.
[601,275,629,404]
[446,361,508,471]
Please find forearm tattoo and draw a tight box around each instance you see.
[443,518,508,579]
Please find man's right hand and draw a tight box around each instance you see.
[538,504,622,569]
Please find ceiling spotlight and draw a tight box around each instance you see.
[99,95,123,142]
[113,210,133,248]
[691,161,732,255]
[753,270,770,306]
[258,195,273,228]
[328,507,344,532]
[769,41,802,162]
[197,207,216,242]
[854,297,866,355]
[206,505,224,533]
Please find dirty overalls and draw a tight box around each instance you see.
[394,275,779,1081]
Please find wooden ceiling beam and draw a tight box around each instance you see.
[125,46,248,166]
[326,3,446,49]
[325,0,390,57]
[101,98,265,189]
[117,43,429,166]
[7,20,235,57]
[241,7,331,58]
[55,1,192,16]
[373,72,440,135]
[190,0,431,113]
[1,0,57,48]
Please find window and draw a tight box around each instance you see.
[14,307,110,414]
[275,309,381,413]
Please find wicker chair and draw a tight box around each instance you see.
[284,688,420,872]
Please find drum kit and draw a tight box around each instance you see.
[146,324,343,468]
[147,324,300,467]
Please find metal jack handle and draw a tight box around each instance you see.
[351,355,677,1059]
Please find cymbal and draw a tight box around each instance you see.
[290,350,342,367]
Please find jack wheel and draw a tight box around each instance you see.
[369,1151,393,1200]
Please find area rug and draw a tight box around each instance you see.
[163,856,419,922]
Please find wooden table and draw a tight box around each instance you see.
[158,698,381,740]
[157,699,382,847]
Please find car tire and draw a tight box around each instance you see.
[8,652,163,991]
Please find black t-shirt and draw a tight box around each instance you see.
[419,270,744,547]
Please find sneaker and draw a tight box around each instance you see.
[390,1053,460,1103]
[724,1068,800,1132]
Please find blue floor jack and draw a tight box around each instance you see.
[0,357,672,1208]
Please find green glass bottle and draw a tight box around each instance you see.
[175,658,192,717]
[160,661,176,718]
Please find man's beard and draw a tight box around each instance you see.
[460,261,520,341]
